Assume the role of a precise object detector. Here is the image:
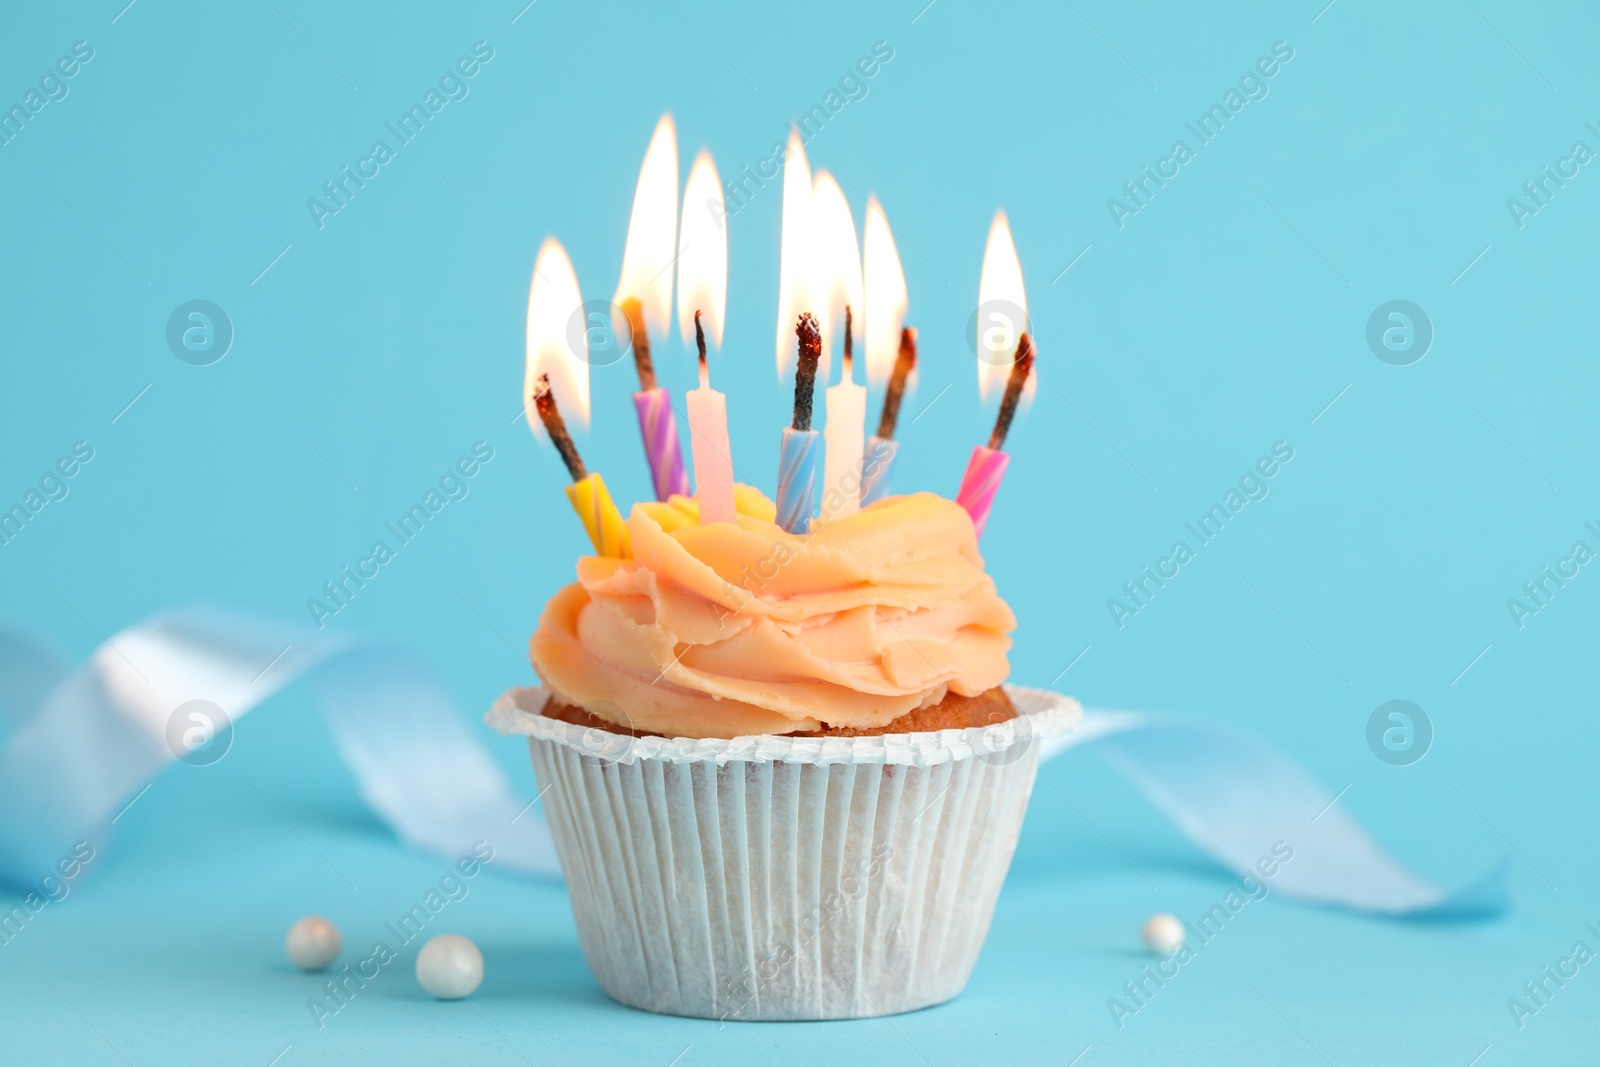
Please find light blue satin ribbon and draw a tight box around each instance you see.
[0,606,1506,919]
[0,606,561,884]
[1040,716,1506,918]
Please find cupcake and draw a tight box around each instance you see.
[489,487,1079,1020]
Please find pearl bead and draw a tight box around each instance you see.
[286,916,341,971]
[415,934,483,999]
[1141,913,1185,956]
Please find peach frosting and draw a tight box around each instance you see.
[529,487,1015,739]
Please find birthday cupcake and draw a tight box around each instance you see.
[490,472,1078,1019]
[492,120,1074,1018]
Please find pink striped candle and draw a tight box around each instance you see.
[632,387,689,502]
[955,445,1010,538]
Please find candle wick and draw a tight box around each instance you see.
[621,297,656,392]
[988,334,1034,452]
[532,373,589,483]
[694,310,710,388]
[876,327,917,440]
[793,313,821,432]
[843,305,853,380]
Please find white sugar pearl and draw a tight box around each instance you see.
[286,916,342,971]
[1141,913,1185,956]
[416,934,483,999]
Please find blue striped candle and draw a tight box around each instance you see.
[860,436,898,505]
[776,427,819,534]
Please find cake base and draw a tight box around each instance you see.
[542,686,1018,738]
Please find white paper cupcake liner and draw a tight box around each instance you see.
[488,685,1080,1020]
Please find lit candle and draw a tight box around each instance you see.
[525,238,630,558]
[621,300,688,502]
[773,135,819,535]
[821,307,866,521]
[686,313,735,523]
[677,150,734,524]
[616,114,688,502]
[861,198,911,505]
[810,173,864,522]
[777,315,822,534]
[957,334,1033,538]
[533,375,630,558]
[863,328,916,504]
[957,211,1033,538]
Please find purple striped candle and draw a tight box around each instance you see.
[633,388,689,502]
[955,445,1009,538]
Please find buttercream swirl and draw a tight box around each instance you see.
[530,488,1015,739]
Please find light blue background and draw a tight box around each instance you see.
[2,0,1597,1063]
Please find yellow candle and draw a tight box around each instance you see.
[564,472,630,558]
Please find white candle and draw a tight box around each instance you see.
[687,357,735,524]
[821,354,866,521]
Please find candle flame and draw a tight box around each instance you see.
[774,129,813,380]
[976,210,1033,403]
[525,238,589,430]
[614,113,679,348]
[677,150,726,352]
[810,170,862,384]
[863,196,907,386]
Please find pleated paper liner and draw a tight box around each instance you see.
[488,685,1080,1020]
